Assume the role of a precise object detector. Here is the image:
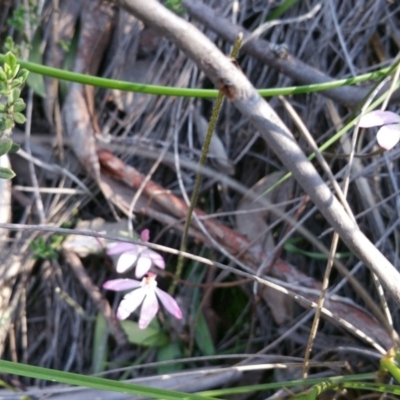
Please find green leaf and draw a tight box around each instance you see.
[4,52,19,79]
[9,142,20,153]
[16,68,29,83]
[91,314,109,374]
[120,320,169,347]
[4,52,17,73]
[11,64,20,79]
[10,78,24,88]
[3,36,21,58]
[13,112,26,124]
[30,237,59,260]
[0,67,7,82]
[4,63,12,79]
[195,310,215,356]
[0,166,15,180]
[4,118,13,130]
[0,104,6,112]
[26,73,46,98]
[10,88,21,102]
[0,137,13,156]
[157,342,183,374]
[13,98,25,112]
[165,0,186,15]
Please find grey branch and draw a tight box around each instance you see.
[116,0,400,306]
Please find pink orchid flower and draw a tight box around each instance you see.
[107,229,165,278]
[359,110,400,150]
[103,273,182,329]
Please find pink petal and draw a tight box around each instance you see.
[107,242,137,255]
[135,256,152,278]
[359,110,400,128]
[155,288,183,319]
[116,252,139,273]
[138,290,159,329]
[147,249,165,270]
[140,229,150,242]
[103,278,141,291]
[376,124,400,150]
[117,288,147,320]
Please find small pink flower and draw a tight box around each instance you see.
[107,229,165,278]
[359,110,400,150]
[103,274,182,329]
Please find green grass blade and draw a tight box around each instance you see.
[91,313,109,374]
[342,382,400,395]
[0,360,214,400]
[197,373,375,396]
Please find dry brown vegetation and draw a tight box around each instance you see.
[1,0,400,398]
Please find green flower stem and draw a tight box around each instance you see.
[0,53,393,98]
[169,34,243,294]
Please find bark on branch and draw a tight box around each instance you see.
[116,0,400,306]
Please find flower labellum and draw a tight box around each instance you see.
[103,274,182,329]
[107,230,165,278]
[359,110,400,151]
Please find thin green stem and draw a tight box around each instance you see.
[0,53,392,98]
[197,373,376,397]
[341,382,400,395]
[169,34,243,294]
[301,380,339,399]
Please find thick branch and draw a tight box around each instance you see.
[116,0,400,306]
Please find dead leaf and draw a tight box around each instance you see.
[236,171,293,252]
[236,172,294,324]
[0,155,11,245]
[62,218,131,257]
